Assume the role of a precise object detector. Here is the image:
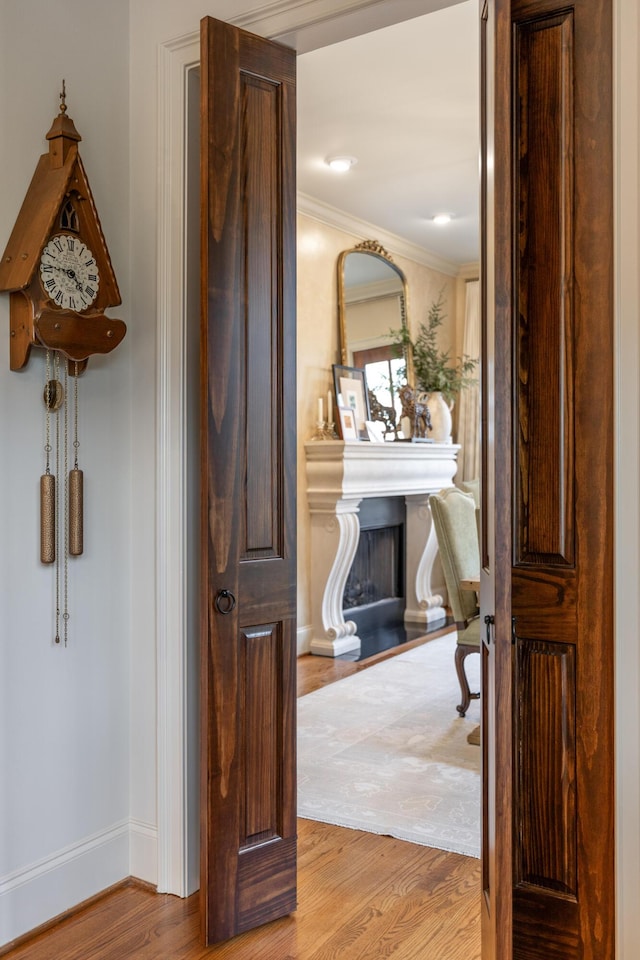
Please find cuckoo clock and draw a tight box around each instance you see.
[0,86,126,646]
[0,86,126,370]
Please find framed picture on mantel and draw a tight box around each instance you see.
[337,405,359,441]
[332,364,370,439]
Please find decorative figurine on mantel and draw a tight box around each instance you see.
[368,389,397,439]
[399,384,431,440]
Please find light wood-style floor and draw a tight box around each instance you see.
[2,824,480,960]
[3,630,481,960]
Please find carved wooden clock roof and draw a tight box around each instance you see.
[0,91,125,370]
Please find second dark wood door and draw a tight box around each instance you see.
[482,0,615,956]
[199,16,297,946]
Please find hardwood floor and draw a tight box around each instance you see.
[3,628,481,960]
[2,822,480,960]
[296,623,456,697]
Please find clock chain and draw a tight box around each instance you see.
[69,361,83,557]
[54,352,62,644]
[40,350,56,566]
[62,358,69,646]
[40,350,78,646]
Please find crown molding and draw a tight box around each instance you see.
[160,0,447,66]
[167,0,455,52]
[458,262,480,281]
[297,192,460,277]
[235,0,378,30]
[234,0,450,51]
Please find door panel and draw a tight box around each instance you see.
[483,0,613,956]
[200,16,297,946]
[514,10,575,569]
[515,639,577,895]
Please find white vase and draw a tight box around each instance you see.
[426,391,453,443]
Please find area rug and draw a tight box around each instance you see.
[297,632,481,858]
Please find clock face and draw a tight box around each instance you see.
[39,234,100,311]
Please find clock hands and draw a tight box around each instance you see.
[40,236,100,310]
[65,269,85,292]
[48,264,85,292]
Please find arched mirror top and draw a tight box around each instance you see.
[338,240,410,370]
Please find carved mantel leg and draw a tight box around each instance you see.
[404,494,448,626]
[308,498,362,657]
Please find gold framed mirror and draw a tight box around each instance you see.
[337,240,413,437]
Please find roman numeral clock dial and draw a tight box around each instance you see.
[39,234,100,312]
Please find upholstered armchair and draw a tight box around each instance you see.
[429,487,481,717]
[460,477,481,544]
[460,477,480,507]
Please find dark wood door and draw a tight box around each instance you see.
[482,0,614,956]
[199,16,297,946]
[480,0,514,957]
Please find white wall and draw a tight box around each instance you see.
[0,0,131,945]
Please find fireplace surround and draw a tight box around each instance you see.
[305,440,459,656]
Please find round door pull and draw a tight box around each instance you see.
[215,589,237,615]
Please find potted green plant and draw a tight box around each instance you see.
[392,293,478,441]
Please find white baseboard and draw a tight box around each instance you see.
[297,623,313,656]
[0,819,141,948]
[130,818,158,886]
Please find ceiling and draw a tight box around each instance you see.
[296,0,480,269]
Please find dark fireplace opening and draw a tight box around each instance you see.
[341,497,424,659]
[343,524,403,609]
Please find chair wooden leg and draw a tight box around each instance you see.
[455,644,480,717]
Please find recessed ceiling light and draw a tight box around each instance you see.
[432,213,453,225]
[326,156,358,173]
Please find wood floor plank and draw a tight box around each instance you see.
[296,653,358,696]
[298,835,479,960]
[2,822,480,960]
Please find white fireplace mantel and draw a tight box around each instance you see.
[305,440,460,656]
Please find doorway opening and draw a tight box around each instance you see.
[180,2,482,932]
[297,9,482,881]
[164,5,480,952]
[159,0,632,952]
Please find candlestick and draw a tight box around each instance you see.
[317,397,323,423]
[323,419,339,440]
[327,390,333,424]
